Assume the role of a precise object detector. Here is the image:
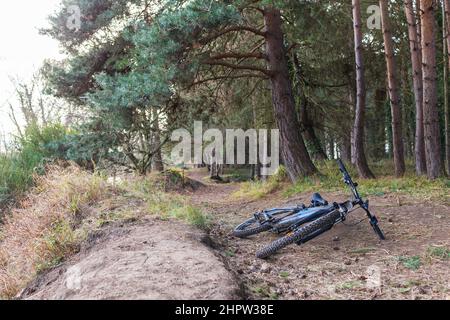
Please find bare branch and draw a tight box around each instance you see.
[8,103,24,139]
[209,51,267,60]
[190,73,268,87]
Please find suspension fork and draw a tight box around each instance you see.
[360,200,386,240]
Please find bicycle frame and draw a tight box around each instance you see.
[254,203,337,233]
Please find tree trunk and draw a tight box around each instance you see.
[263,7,318,181]
[348,83,357,164]
[251,87,261,180]
[404,0,427,175]
[340,134,352,163]
[151,108,164,172]
[401,59,415,157]
[292,54,328,161]
[373,88,387,160]
[351,0,375,179]
[421,0,443,179]
[443,0,450,174]
[380,0,405,177]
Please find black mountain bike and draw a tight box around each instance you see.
[233,159,385,259]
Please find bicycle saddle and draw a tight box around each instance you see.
[311,193,328,206]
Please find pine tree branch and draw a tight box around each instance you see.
[200,26,266,45]
[203,59,272,76]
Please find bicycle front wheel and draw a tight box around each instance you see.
[256,210,341,259]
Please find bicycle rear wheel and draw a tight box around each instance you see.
[233,217,272,238]
[233,209,298,238]
[256,210,341,259]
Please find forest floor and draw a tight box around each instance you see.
[19,168,449,300]
[188,169,450,300]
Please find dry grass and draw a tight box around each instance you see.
[231,166,288,200]
[0,164,116,299]
[122,173,210,229]
[0,165,212,298]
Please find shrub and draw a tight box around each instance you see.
[0,123,70,208]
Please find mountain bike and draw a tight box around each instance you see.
[233,159,385,259]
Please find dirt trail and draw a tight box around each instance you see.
[21,219,240,300]
[188,169,450,300]
[20,168,449,300]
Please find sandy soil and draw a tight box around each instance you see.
[20,219,241,300]
[19,168,449,300]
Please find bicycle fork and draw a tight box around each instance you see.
[361,200,386,240]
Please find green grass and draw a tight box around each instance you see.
[220,167,252,182]
[251,284,279,299]
[284,160,449,202]
[399,256,422,270]
[231,160,448,203]
[224,249,236,257]
[426,246,450,260]
[35,219,78,273]
[337,280,363,290]
[170,205,210,228]
[0,150,44,207]
[146,192,210,228]
[125,176,210,229]
[231,166,288,200]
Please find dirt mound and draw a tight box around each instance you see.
[20,219,240,300]
[153,169,205,193]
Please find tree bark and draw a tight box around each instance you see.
[251,85,261,180]
[340,132,352,163]
[351,0,375,179]
[421,0,443,179]
[263,7,318,181]
[151,108,164,172]
[347,81,357,164]
[401,59,415,157]
[404,0,427,175]
[380,0,405,177]
[373,88,387,160]
[292,54,328,161]
[443,0,450,174]
[444,0,450,69]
